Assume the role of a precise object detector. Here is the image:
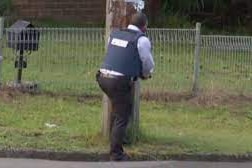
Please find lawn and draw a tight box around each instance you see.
[1,90,252,156]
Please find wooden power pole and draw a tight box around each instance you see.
[102,0,144,142]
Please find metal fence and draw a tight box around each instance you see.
[200,35,252,94]
[1,28,105,95]
[0,25,252,96]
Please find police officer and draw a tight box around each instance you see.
[96,12,154,161]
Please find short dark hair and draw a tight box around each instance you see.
[130,12,147,28]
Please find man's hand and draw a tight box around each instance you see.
[140,74,151,80]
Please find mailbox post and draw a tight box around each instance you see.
[7,20,40,84]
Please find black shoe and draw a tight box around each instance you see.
[110,153,130,161]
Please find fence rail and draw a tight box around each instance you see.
[0,25,252,96]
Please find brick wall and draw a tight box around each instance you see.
[12,0,106,24]
[12,0,161,25]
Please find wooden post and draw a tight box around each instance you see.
[102,0,142,141]
[0,17,4,39]
[192,22,201,96]
[0,17,4,86]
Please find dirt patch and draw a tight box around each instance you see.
[142,90,252,107]
[0,86,100,103]
[189,92,252,107]
[1,86,252,107]
[142,91,193,102]
[0,87,24,103]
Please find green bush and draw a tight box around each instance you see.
[151,14,194,28]
[0,0,12,16]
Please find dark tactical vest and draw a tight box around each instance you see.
[102,29,145,77]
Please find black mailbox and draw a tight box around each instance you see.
[7,20,40,51]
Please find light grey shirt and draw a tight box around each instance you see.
[128,24,154,77]
[101,25,154,78]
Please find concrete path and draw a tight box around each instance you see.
[1,158,252,168]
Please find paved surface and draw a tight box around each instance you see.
[1,158,252,168]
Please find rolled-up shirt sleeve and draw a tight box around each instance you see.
[137,36,155,77]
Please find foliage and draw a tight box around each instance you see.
[161,0,205,15]
[0,0,12,16]
[160,0,252,34]
[161,0,234,15]
[150,15,194,28]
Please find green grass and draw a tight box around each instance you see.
[0,94,106,152]
[1,93,252,155]
[137,101,252,154]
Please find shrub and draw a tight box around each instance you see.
[0,0,12,16]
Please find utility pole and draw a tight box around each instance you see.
[102,0,145,142]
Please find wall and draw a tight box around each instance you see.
[12,0,161,25]
[12,0,106,24]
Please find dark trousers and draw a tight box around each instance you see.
[96,72,133,158]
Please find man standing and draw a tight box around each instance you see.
[96,12,154,161]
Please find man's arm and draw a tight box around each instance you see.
[137,36,155,79]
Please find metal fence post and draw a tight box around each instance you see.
[0,53,2,87]
[192,22,201,95]
[0,17,4,87]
